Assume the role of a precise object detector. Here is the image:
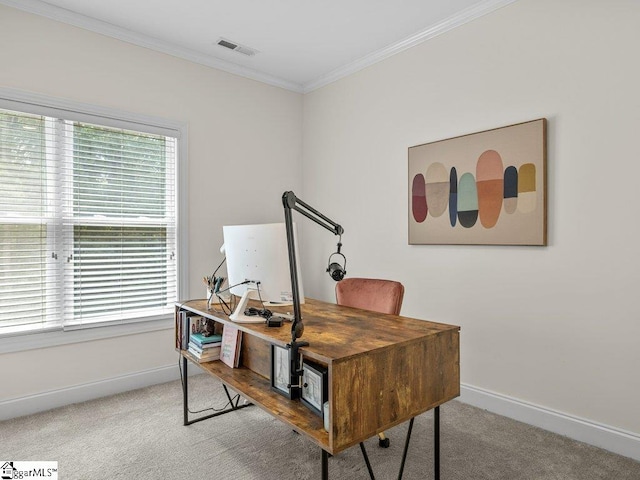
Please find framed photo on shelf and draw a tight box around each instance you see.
[270,344,299,399]
[301,360,328,417]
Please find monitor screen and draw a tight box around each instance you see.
[223,222,304,322]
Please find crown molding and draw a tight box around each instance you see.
[1,0,517,95]
[0,0,305,93]
[302,0,519,93]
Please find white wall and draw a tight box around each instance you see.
[0,5,302,406]
[2,0,639,461]
[302,0,640,441]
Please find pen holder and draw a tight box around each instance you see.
[207,287,217,309]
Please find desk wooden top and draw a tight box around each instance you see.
[177,297,460,453]
[177,297,459,366]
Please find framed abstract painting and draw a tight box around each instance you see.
[408,118,547,245]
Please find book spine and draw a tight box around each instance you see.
[190,333,223,345]
[175,308,180,349]
[235,331,243,367]
[189,346,221,362]
[180,311,189,350]
[190,340,222,349]
[188,342,203,355]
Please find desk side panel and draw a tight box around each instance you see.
[331,329,459,452]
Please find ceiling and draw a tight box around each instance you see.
[3,0,515,93]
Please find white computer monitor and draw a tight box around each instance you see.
[222,222,304,323]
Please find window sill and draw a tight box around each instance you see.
[0,316,174,354]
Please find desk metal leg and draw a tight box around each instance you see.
[222,384,241,408]
[359,443,376,479]
[321,449,328,480]
[182,356,189,426]
[434,406,440,480]
[397,407,439,480]
[182,355,252,426]
[397,417,415,480]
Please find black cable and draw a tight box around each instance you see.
[212,256,226,278]
[255,282,266,309]
[215,283,242,315]
[215,293,233,315]
[244,306,272,319]
[209,280,270,318]
[215,280,251,296]
[242,283,271,319]
[216,280,270,317]
[178,356,241,414]
[209,280,251,315]
[206,256,228,309]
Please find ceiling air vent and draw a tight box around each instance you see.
[216,38,258,57]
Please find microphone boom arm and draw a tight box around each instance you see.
[284,192,344,238]
[282,191,344,396]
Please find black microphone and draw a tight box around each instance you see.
[327,261,346,281]
[327,241,347,281]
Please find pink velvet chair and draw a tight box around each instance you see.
[335,277,405,447]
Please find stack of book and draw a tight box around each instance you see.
[188,332,222,363]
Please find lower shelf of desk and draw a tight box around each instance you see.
[182,351,329,451]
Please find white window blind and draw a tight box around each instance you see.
[0,106,178,335]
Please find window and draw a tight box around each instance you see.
[0,99,180,337]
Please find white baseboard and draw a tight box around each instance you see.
[0,362,202,421]
[459,383,640,462]
[3,372,638,464]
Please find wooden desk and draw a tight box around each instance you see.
[176,298,460,478]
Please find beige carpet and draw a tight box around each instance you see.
[2,369,639,480]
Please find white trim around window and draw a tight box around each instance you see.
[0,87,189,353]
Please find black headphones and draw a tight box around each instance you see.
[326,240,347,281]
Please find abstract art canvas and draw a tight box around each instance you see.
[408,119,547,245]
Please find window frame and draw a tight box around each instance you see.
[0,87,188,353]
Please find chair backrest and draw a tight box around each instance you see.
[335,277,404,315]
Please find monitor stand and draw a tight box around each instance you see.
[263,300,293,307]
[229,288,265,323]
